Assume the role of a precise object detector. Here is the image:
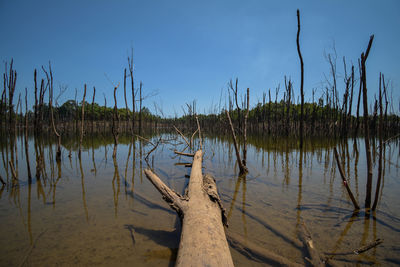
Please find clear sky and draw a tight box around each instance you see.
[1,0,399,117]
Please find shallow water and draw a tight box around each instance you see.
[0,131,399,266]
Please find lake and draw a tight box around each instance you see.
[0,131,399,266]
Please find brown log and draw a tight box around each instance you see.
[144,150,234,267]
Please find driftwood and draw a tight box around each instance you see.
[325,238,383,256]
[298,220,324,266]
[144,150,234,267]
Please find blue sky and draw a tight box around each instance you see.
[1,0,399,117]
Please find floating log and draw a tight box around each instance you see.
[144,150,234,267]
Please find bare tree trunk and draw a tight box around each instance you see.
[123,68,129,131]
[43,64,62,162]
[34,69,38,133]
[372,72,384,211]
[112,85,119,158]
[103,93,107,134]
[243,88,249,166]
[144,151,234,267]
[296,9,305,149]
[361,35,374,209]
[24,88,32,181]
[128,52,135,134]
[91,86,96,133]
[139,81,143,134]
[355,59,362,135]
[79,84,87,159]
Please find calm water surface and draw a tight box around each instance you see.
[0,132,399,266]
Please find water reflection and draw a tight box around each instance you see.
[0,131,399,266]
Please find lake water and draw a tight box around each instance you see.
[0,131,399,266]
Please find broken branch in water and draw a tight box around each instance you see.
[354,238,383,255]
[174,150,195,157]
[333,147,360,210]
[325,238,383,256]
[0,175,5,185]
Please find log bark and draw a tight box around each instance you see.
[144,150,234,267]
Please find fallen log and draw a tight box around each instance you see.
[144,150,234,267]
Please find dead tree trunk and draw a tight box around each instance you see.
[144,150,234,267]
[24,88,32,181]
[91,86,96,133]
[361,35,374,209]
[79,84,87,159]
[112,85,120,158]
[372,73,384,211]
[128,52,135,134]
[243,88,249,166]
[43,64,61,161]
[297,9,305,149]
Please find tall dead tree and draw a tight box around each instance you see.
[79,84,87,159]
[112,85,120,158]
[128,50,135,134]
[123,68,129,130]
[296,9,305,149]
[91,86,96,133]
[229,78,241,130]
[372,73,384,211]
[43,63,62,161]
[24,88,32,181]
[139,81,143,134]
[5,60,17,129]
[361,35,374,209]
[33,69,38,133]
[243,88,250,167]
